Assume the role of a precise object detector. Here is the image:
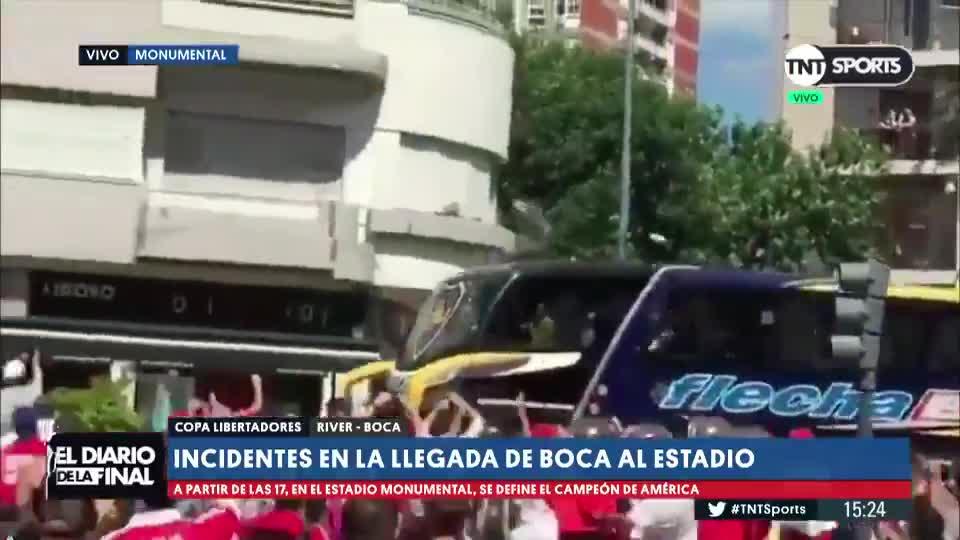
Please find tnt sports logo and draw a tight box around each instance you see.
[46,432,165,500]
[785,44,915,87]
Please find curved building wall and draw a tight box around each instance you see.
[1,0,516,293]
[357,1,514,159]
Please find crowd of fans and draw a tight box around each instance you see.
[1,376,958,540]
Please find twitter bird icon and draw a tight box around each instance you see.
[707,501,727,517]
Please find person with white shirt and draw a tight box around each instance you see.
[0,432,15,449]
[510,498,559,540]
[622,424,695,540]
[509,393,558,540]
[628,499,696,540]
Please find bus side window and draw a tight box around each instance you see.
[775,297,830,371]
[928,317,960,374]
[650,291,738,368]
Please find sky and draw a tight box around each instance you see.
[696,0,784,125]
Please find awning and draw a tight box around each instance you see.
[1,316,379,374]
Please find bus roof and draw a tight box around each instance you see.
[453,261,802,290]
[450,261,958,303]
[454,260,656,281]
[794,280,960,304]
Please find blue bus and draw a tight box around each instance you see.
[343,262,959,438]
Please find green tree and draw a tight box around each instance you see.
[497,39,887,271]
[47,376,144,432]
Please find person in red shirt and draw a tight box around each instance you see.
[305,500,333,540]
[0,407,47,515]
[242,499,308,540]
[530,423,624,540]
[173,374,263,418]
[102,496,240,540]
[697,517,771,540]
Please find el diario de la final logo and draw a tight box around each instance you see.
[46,432,166,500]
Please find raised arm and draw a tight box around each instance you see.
[929,463,959,540]
[227,374,264,417]
[447,392,484,438]
[399,396,431,437]
[420,399,452,437]
[516,392,531,437]
[442,405,465,438]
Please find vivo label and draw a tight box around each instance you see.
[658,373,915,422]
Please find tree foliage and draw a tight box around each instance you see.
[497,39,887,271]
[47,376,144,432]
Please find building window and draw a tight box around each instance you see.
[556,0,578,16]
[528,0,545,24]
[164,111,345,185]
[651,24,668,44]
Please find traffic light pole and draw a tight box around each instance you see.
[856,365,876,439]
[831,259,889,540]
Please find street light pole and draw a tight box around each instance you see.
[617,0,635,260]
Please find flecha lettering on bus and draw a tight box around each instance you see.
[658,373,915,422]
[909,389,960,422]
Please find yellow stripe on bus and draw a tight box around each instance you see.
[799,283,959,303]
[338,360,395,397]
[400,352,530,410]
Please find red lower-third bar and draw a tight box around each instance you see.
[168,480,911,500]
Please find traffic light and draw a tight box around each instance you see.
[830,259,891,372]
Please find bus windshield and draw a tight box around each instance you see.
[399,270,649,374]
[399,275,510,371]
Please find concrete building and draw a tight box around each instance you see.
[780,0,959,284]
[513,0,700,96]
[0,0,516,416]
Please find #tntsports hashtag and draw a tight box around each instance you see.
[696,500,815,520]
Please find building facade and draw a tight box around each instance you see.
[513,0,700,96]
[780,0,959,284]
[0,0,516,416]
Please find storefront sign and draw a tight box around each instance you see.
[28,271,369,337]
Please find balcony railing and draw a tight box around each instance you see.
[199,0,355,17]
[863,126,960,161]
[202,0,506,28]
[636,0,669,28]
[837,22,886,44]
[407,0,504,32]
